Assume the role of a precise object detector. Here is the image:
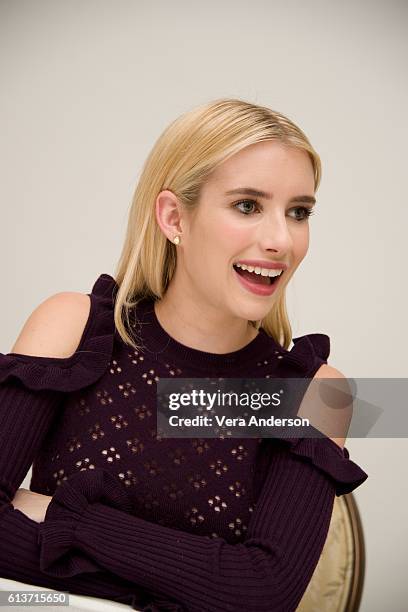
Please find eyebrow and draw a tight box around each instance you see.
[224,187,316,205]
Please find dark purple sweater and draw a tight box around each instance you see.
[0,273,368,612]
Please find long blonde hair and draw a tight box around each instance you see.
[113,97,322,351]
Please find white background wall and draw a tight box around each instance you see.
[1,1,407,610]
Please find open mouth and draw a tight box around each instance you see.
[232,264,284,286]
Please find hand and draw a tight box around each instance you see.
[11,488,53,523]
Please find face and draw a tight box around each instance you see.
[157,140,316,325]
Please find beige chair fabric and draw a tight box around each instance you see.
[297,493,365,612]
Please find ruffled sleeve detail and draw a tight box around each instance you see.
[270,428,368,496]
[271,333,368,495]
[277,333,330,374]
[37,468,134,577]
[0,274,117,393]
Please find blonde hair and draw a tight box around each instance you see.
[113,97,322,351]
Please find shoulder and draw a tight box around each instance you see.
[1,275,118,392]
[10,291,91,359]
[313,363,344,380]
[312,364,351,450]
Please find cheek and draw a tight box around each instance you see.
[191,219,235,270]
[291,225,309,260]
[199,216,249,262]
[216,216,251,247]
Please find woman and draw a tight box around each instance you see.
[0,98,368,612]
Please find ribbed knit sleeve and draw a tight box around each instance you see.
[0,382,156,610]
[0,278,152,609]
[0,382,60,510]
[37,440,367,612]
[0,276,115,513]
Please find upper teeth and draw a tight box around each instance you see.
[234,263,283,277]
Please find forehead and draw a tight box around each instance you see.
[206,141,314,192]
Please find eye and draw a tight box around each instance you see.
[233,199,261,215]
[233,199,315,222]
[288,206,315,222]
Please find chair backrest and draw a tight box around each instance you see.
[296,493,366,612]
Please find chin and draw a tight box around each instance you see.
[234,303,272,323]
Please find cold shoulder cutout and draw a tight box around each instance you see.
[271,334,367,495]
[0,275,116,393]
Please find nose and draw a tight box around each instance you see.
[257,211,293,255]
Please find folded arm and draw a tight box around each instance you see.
[2,377,365,612]
[0,381,160,610]
[38,446,341,612]
[0,294,167,610]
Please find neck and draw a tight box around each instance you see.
[153,284,258,355]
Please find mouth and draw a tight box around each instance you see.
[232,263,284,286]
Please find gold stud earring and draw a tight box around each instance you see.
[173,236,180,245]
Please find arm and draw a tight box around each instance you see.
[9,292,91,358]
[0,295,152,609]
[0,379,152,608]
[0,501,145,609]
[38,438,367,612]
[300,363,353,450]
[1,291,91,509]
[10,488,52,524]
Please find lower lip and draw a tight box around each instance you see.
[233,267,283,296]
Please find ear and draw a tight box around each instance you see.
[155,190,184,241]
